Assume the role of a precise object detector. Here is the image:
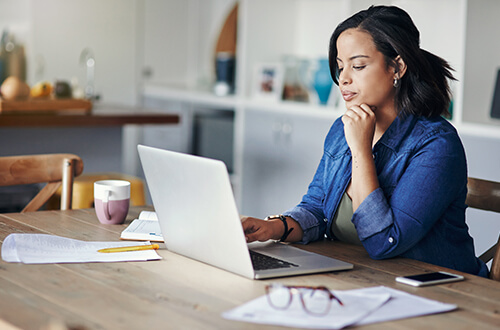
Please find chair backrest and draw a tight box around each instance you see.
[466,177,500,281]
[0,154,84,212]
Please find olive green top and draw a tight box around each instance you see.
[331,193,362,245]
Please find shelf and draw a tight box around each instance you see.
[143,83,343,118]
[455,122,500,140]
[0,98,92,114]
[142,84,239,110]
[244,99,342,119]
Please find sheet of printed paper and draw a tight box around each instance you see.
[222,286,456,329]
[223,289,391,329]
[1,233,162,264]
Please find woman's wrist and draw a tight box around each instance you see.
[265,214,295,241]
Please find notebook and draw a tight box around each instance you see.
[137,144,353,279]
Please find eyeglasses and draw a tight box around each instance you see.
[265,283,343,316]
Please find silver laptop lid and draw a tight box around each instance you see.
[138,144,255,278]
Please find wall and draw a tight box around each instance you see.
[461,134,500,258]
[0,0,140,178]
[0,0,138,105]
[462,0,500,126]
[29,0,139,105]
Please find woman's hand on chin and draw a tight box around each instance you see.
[341,103,376,154]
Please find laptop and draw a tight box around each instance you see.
[137,144,353,279]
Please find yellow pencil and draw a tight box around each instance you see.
[97,244,160,253]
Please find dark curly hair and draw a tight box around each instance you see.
[329,5,455,118]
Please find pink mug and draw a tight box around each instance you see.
[94,180,131,224]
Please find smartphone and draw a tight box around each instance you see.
[395,271,464,287]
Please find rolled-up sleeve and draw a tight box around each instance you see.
[353,188,393,239]
[283,206,325,244]
[352,130,467,260]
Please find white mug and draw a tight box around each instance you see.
[94,180,131,224]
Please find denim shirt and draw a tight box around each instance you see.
[284,114,488,277]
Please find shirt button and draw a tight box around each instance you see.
[388,237,394,243]
[324,218,328,223]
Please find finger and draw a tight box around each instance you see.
[243,222,258,235]
[345,105,371,121]
[343,110,356,119]
[342,108,360,121]
[358,104,376,118]
[245,228,266,243]
[364,104,377,112]
[245,233,256,243]
[348,105,371,117]
[341,113,353,126]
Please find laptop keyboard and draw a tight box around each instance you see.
[249,250,298,271]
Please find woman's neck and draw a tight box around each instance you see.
[373,107,398,146]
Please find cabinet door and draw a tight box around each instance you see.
[142,0,237,88]
[241,109,335,218]
[142,0,192,86]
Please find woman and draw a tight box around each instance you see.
[242,5,488,277]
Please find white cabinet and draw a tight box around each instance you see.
[241,107,335,217]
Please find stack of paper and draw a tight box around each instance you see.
[1,233,162,264]
[120,211,163,241]
[222,286,456,329]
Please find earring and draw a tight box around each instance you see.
[393,77,399,88]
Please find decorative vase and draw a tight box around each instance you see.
[313,58,333,105]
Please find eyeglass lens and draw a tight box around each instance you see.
[266,284,334,315]
[266,285,292,309]
[301,288,332,315]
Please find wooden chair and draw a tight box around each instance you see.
[0,154,84,212]
[466,177,500,281]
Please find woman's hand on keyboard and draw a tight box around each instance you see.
[240,216,282,242]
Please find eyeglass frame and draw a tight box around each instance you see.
[265,284,343,316]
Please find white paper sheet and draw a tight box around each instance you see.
[1,233,162,264]
[223,289,391,329]
[138,210,158,221]
[354,286,457,325]
[120,219,163,241]
[222,286,457,329]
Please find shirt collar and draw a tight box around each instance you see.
[376,114,417,152]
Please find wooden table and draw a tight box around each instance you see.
[0,206,499,329]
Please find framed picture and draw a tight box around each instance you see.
[253,63,283,101]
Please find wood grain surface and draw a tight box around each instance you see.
[0,206,498,329]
